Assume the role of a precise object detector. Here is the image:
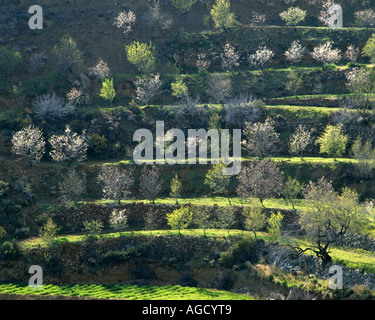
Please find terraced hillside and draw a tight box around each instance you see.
[1,0,375,301]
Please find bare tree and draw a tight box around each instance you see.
[58,166,86,205]
[175,94,209,128]
[97,165,133,204]
[345,67,375,124]
[242,117,280,158]
[237,159,284,208]
[224,93,264,128]
[11,125,45,166]
[144,208,158,234]
[143,2,173,30]
[49,126,88,164]
[139,164,162,204]
[27,52,46,75]
[32,93,75,120]
[351,136,375,178]
[332,99,358,125]
[207,73,232,104]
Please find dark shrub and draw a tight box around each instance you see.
[178,272,197,287]
[14,227,30,239]
[133,264,156,280]
[0,239,20,260]
[212,271,234,290]
[219,237,264,268]
[99,246,144,265]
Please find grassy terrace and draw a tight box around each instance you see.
[0,283,254,300]
[82,156,358,168]
[87,196,309,210]
[19,228,375,274]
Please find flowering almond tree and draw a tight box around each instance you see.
[32,93,75,120]
[237,159,284,208]
[311,41,341,70]
[113,10,136,36]
[248,46,274,71]
[288,124,312,159]
[89,58,111,81]
[285,40,306,64]
[243,117,280,158]
[139,164,162,204]
[58,166,86,205]
[97,166,133,204]
[49,126,88,164]
[220,43,240,71]
[134,73,163,105]
[11,125,45,166]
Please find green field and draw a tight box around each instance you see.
[0,283,254,300]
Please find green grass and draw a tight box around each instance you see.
[85,196,308,211]
[19,228,270,249]
[84,156,358,168]
[0,283,254,300]
[266,105,336,122]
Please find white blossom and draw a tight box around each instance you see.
[196,53,211,72]
[285,40,306,64]
[32,93,75,120]
[311,41,341,66]
[11,125,45,164]
[113,10,136,36]
[134,73,163,105]
[220,43,240,71]
[89,59,111,81]
[355,9,375,28]
[49,126,88,163]
[248,46,274,69]
[97,166,133,204]
[66,87,85,105]
[345,45,359,62]
[288,125,312,158]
